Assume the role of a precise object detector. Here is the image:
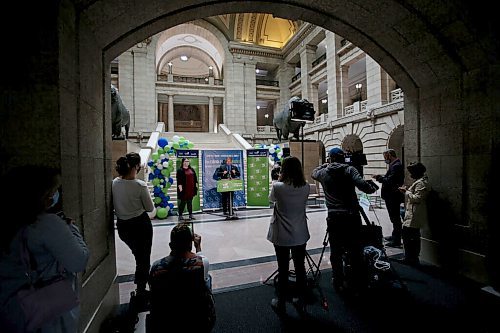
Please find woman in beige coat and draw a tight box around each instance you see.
[398,162,431,265]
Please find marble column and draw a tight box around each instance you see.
[325,31,344,119]
[168,94,174,132]
[209,96,214,133]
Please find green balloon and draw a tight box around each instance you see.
[152,178,160,186]
[187,142,194,149]
[173,143,180,149]
[179,136,185,141]
[165,182,171,189]
[168,160,173,167]
[161,169,170,177]
[158,148,165,155]
[151,153,159,161]
[162,187,169,194]
[156,207,168,219]
[154,197,161,204]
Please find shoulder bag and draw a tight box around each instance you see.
[17,228,79,331]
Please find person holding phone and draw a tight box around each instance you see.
[148,224,215,332]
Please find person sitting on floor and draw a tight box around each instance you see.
[148,223,215,332]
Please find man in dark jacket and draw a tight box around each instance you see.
[372,149,404,247]
[312,147,377,292]
[215,157,241,215]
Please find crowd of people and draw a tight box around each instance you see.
[0,146,430,331]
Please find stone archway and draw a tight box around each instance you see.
[2,1,499,331]
[388,125,404,167]
[341,134,363,154]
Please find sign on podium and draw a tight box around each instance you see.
[217,179,244,193]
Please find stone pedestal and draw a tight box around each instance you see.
[289,140,325,184]
[112,140,127,178]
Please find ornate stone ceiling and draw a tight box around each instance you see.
[205,14,300,49]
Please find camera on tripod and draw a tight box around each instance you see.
[290,99,315,122]
[344,151,368,176]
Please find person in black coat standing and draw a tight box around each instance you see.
[215,157,240,215]
[373,149,404,247]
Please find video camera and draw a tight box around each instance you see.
[344,151,368,177]
[344,151,367,167]
[290,99,315,122]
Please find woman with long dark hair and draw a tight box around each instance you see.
[112,152,154,299]
[176,158,198,221]
[266,156,310,316]
[0,166,89,332]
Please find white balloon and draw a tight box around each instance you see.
[269,148,275,154]
[172,135,180,143]
[160,154,166,159]
[157,164,163,170]
[277,151,283,157]
[162,161,169,168]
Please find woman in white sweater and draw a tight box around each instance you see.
[398,162,431,266]
[112,152,154,299]
[267,156,310,316]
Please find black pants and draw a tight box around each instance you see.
[385,199,402,244]
[221,192,231,213]
[117,212,153,291]
[402,226,421,263]
[327,212,363,289]
[274,244,307,303]
[178,199,193,216]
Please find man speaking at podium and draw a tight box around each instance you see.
[215,157,241,215]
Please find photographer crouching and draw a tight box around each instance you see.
[311,147,378,293]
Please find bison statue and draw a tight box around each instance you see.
[273,96,305,142]
[111,84,130,140]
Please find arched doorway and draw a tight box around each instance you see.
[388,125,404,167]
[3,1,497,330]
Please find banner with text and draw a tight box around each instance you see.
[201,150,246,210]
[176,150,201,212]
[246,149,270,207]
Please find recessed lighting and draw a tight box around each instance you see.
[257,105,261,110]
[255,69,260,74]
[180,55,188,61]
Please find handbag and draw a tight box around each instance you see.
[358,206,383,249]
[17,228,79,331]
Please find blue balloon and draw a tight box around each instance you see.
[154,169,161,175]
[169,203,174,209]
[165,195,170,201]
[158,138,168,148]
[168,177,174,184]
[148,173,154,181]
[148,161,154,167]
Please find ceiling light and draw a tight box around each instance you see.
[264,114,269,118]
[180,55,188,61]
[257,105,261,110]
[255,69,260,74]
[321,99,327,104]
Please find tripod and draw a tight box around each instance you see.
[263,229,330,311]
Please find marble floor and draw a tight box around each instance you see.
[115,204,403,304]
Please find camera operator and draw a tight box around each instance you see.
[311,147,378,292]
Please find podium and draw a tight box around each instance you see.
[217,179,243,220]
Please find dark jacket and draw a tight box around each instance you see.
[375,159,404,202]
[176,166,198,200]
[215,163,240,180]
[312,162,377,213]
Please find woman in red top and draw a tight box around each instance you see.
[176,158,198,221]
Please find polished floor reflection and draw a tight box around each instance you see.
[115,205,402,304]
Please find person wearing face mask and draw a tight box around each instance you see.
[372,149,404,247]
[398,162,431,265]
[112,152,155,302]
[0,166,89,332]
